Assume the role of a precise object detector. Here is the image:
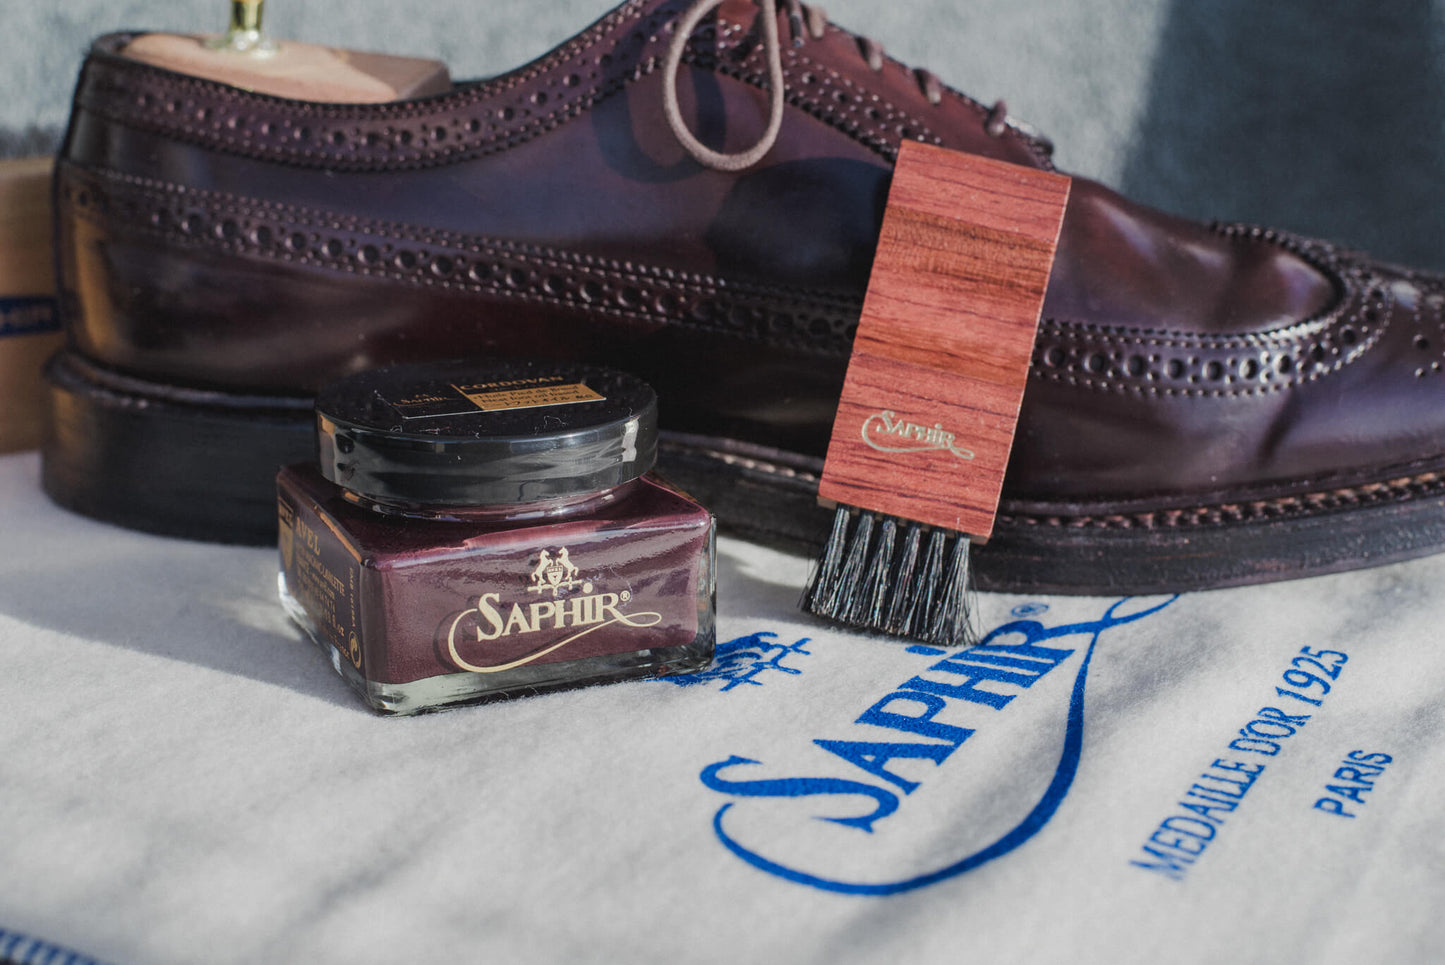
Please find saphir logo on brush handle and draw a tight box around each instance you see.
[861,410,974,461]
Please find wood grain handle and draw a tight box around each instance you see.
[818,142,1070,539]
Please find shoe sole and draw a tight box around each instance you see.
[44,350,1445,594]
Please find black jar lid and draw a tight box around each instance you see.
[314,359,658,507]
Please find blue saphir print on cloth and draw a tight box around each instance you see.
[2,483,1444,965]
[696,597,1180,894]
[662,631,813,692]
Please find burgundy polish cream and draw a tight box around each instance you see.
[277,360,716,715]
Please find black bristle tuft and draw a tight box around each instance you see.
[804,506,852,614]
[883,523,924,634]
[827,511,876,615]
[909,529,949,638]
[926,532,977,646]
[805,510,978,646]
[804,508,875,620]
[847,515,898,626]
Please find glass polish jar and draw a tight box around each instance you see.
[276,360,716,715]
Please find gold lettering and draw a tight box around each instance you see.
[393,392,453,405]
[529,600,556,630]
[558,594,589,628]
[502,603,532,636]
[474,593,505,641]
[295,517,321,553]
[450,587,651,650]
[447,608,666,674]
[862,409,975,461]
[596,592,624,623]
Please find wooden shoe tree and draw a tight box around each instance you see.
[0,157,59,453]
[121,0,451,103]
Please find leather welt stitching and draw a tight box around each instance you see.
[996,471,1445,530]
[709,451,820,483]
[676,440,1445,530]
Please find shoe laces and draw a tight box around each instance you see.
[661,0,1014,171]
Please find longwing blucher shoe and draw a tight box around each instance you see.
[45,0,1445,593]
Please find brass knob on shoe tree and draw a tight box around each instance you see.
[205,0,278,56]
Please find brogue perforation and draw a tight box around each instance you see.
[45,0,1445,593]
[60,160,864,357]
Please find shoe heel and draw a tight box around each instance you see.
[42,350,313,543]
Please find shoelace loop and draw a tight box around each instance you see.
[662,0,787,172]
[662,0,1022,170]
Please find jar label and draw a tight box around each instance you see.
[443,544,664,674]
[452,381,604,412]
[278,492,364,672]
[278,464,712,698]
[385,376,605,420]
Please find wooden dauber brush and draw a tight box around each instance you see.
[804,142,1070,645]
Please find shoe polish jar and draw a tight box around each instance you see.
[276,360,716,715]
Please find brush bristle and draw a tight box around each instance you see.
[805,506,852,614]
[882,522,923,634]
[926,531,974,646]
[803,507,977,646]
[847,515,897,626]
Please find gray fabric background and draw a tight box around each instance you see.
[2,0,1442,270]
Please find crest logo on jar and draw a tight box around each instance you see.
[527,546,582,596]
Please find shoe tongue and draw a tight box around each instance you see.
[1043,178,1335,335]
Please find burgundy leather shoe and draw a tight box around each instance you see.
[45,0,1445,593]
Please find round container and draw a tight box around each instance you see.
[315,359,659,515]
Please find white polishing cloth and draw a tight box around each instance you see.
[0,450,1441,963]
